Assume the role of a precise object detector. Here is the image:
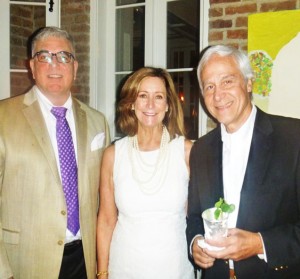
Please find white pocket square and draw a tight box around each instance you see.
[91,132,105,151]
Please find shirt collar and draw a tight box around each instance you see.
[33,85,73,112]
[221,105,257,148]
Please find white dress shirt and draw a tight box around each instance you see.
[221,105,266,269]
[221,105,256,230]
[34,86,81,243]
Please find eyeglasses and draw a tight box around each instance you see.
[32,50,75,64]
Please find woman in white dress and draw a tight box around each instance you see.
[96,67,194,279]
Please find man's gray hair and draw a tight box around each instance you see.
[197,45,254,91]
[31,26,75,57]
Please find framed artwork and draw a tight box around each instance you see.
[248,10,300,119]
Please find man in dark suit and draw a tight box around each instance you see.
[186,45,300,279]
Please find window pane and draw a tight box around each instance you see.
[167,0,199,69]
[10,4,46,69]
[116,0,145,6]
[10,72,33,97]
[116,6,145,72]
[167,0,200,140]
[170,70,199,140]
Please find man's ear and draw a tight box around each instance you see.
[29,59,36,80]
[247,79,252,93]
[73,60,78,80]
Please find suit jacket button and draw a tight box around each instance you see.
[58,240,64,246]
[61,210,66,215]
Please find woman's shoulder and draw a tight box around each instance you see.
[184,138,193,153]
[103,143,115,160]
[171,135,192,145]
[112,135,129,147]
[109,136,131,161]
[170,135,193,155]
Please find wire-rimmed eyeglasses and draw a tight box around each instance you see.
[32,50,75,64]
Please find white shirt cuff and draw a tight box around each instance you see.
[190,234,203,257]
[257,232,268,262]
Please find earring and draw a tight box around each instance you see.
[131,104,134,110]
[166,108,168,112]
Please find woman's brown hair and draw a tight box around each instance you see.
[117,67,185,139]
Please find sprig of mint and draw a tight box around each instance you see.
[214,198,235,220]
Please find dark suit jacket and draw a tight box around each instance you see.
[186,107,300,279]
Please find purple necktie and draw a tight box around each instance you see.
[51,107,80,235]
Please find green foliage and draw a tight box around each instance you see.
[214,198,235,220]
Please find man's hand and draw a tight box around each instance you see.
[192,236,216,269]
[204,228,263,261]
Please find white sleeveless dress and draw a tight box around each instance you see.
[108,136,194,279]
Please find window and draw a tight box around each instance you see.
[0,0,60,100]
[91,0,209,139]
[167,0,200,139]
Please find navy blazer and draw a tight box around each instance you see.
[186,107,300,279]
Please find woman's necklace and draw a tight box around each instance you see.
[128,125,171,195]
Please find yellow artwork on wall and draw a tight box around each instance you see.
[248,10,300,119]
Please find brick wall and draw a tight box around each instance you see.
[208,0,300,50]
[10,5,45,97]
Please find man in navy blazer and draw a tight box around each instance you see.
[186,45,300,279]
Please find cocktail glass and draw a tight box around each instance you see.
[202,207,229,239]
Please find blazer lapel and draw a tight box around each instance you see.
[207,127,224,205]
[22,90,60,184]
[237,108,273,227]
[72,99,88,203]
